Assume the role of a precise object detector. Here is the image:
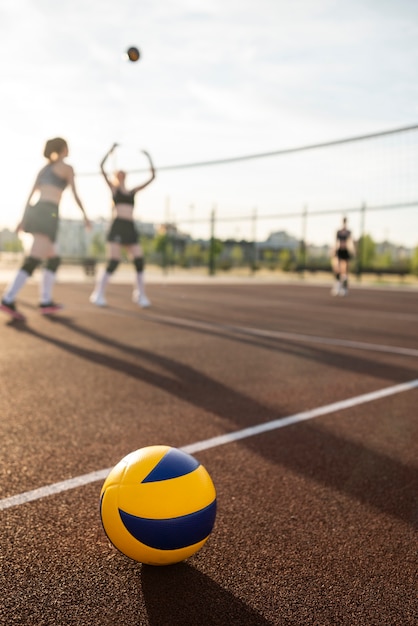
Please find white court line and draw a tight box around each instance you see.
[144,313,418,358]
[236,325,418,357]
[27,303,418,358]
[1,379,417,512]
[81,309,418,358]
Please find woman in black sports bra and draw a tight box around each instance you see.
[90,143,156,308]
[1,137,90,321]
[331,217,356,296]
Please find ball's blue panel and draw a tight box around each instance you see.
[119,499,217,550]
[142,448,200,483]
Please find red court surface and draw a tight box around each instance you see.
[0,279,417,625]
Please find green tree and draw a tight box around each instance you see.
[154,232,175,269]
[357,234,376,268]
[154,232,168,255]
[89,232,106,259]
[3,239,23,253]
[374,250,393,269]
[279,249,293,272]
[207,238,223,274]
[411,246,418,276]
[230,244,244,267]
[183,242,205,267]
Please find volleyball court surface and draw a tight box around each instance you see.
[0,277,417,625]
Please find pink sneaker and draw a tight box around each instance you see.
[39,302,64,315]
[1,299,26,321]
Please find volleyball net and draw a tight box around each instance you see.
[63,123,418,272]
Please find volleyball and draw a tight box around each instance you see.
[126,46,140,62]
[100,445,217,565]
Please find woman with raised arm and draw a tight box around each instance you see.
[1,137,90,321]
[90,143,156,308]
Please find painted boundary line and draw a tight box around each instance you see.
[1,379,417,512]
[74,309,418,358]
[81,308,418,358]
[145,313,418,358]
[236,325,418,357]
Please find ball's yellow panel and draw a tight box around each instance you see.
[101,446,170,490]
[116,468,215,518]
[100,446,217,565]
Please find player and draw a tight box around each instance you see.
[90,143,155,308]
[331,217,355,296]
[1,137,90,321]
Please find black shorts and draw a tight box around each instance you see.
[23,200,59,243]
[337,249,351,261]
[107,218,139,245]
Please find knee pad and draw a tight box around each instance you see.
[21,256,41,276]
[45,256,61,273]
[106,259,119,274]
[134,257,144,273]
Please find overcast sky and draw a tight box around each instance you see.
[1,0,418,246]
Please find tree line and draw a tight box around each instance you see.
[2,231,418,276]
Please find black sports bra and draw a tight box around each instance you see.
[37,164,68,190]
[113,188,135,206]
[337,228,350,242]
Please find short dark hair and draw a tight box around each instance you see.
[43,137,68,160]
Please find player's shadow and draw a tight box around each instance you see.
[45,310,418,384]
[139,313,418,383]
[243,420,418,528]
[15,317,286,428]
[140,562,274,626]
[14,319,418,526]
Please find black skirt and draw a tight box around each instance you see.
[23,200,59,242]
[107,218,139,245]
[337,249,351,261]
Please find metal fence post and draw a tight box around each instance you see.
[357,202,366,279]
[299,205,308,273]
[251,207,258,274]
[208,206,216,275]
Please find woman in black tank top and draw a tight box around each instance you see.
[90,143,156,309]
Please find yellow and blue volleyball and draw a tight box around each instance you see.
[100,445,217,565]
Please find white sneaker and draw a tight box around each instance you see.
[331,282,341,296]
[132,290,151,308]
[89,292,107,307]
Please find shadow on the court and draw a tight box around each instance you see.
[244,421,418,529]
[140,562,275,626]
[44,308,418,384]
[138,313,418,382]
[12,317,418,527]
